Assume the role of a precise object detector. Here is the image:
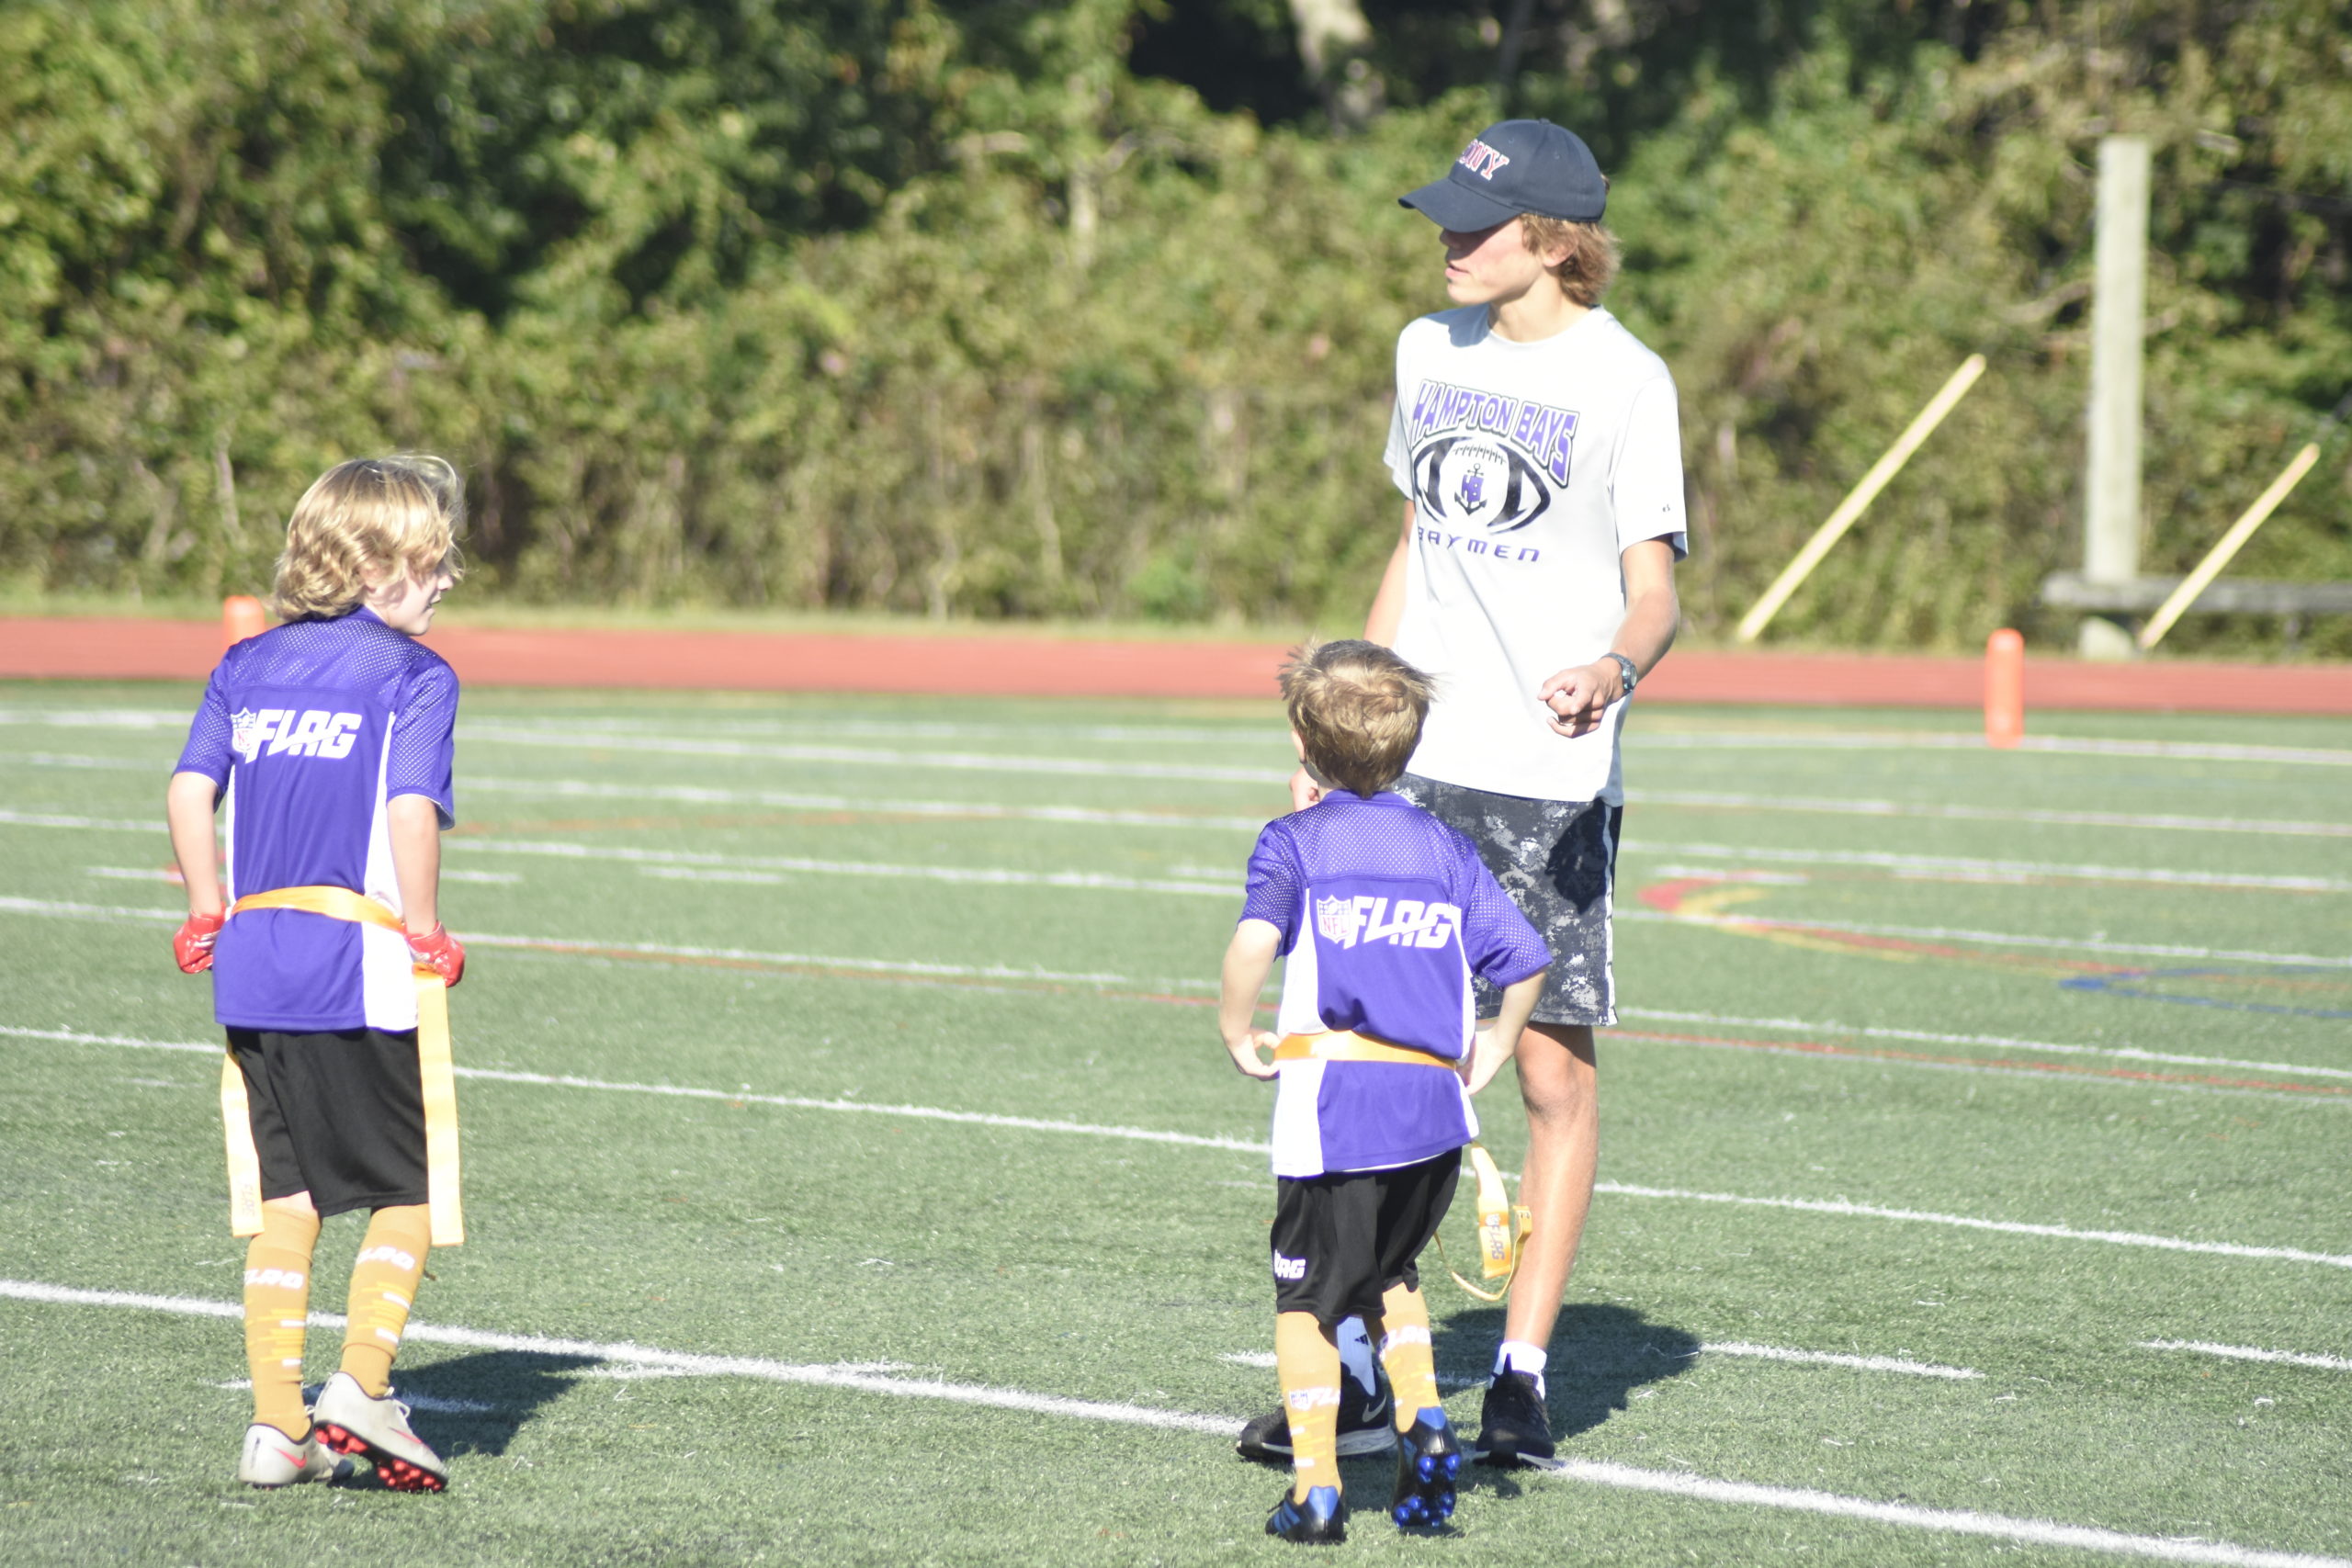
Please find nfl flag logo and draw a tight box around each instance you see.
[1315,896,1357,945]
[231,707,265,763]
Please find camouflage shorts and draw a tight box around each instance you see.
[1395,773,1622,1027]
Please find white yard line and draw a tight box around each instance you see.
[1224,1344,1982,1380]
[456,723,1292,785]
[462,774,1269,831]
[0,1280,1238,1436]
[1620,840,2352,894]
[0,896,1219,991]
[2138,1340,2352,1372]
[2,1277,2341,1568]
[1624,908,2352,971]
[1618,1009,2352,1085]
[1624,789,2352,840]
[1526,1459,2349,1568]
[12,1022,2350,1270]
[1631,731,2352,767]
[457,716,1285,746]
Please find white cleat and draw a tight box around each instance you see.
[236,1423,350,1488]
[311,1371,449,1493]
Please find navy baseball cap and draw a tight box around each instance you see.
[1399,119,1607,229]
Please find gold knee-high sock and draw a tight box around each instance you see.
[1274,1311,1343,1502]
[1377,1282,1442,1429]
[243,1205,321,1439]
[339,1204,431,1397]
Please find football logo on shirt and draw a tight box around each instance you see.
[232,707,364,763]
[1402,378,1580,539]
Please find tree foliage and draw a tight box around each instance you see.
[3,0,2347,654]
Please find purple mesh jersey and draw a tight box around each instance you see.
[1240,791,1549,1177]
[174,609,459,1032]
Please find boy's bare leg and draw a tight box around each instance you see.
[1503,1022,1599,1353]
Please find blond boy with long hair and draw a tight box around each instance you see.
[167,456,471,1490]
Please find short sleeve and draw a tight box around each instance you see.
[1456,849,1550,987]
[1611,375,1689,559]
[175,660,234,787]
[1383,391,1413,499]
[386,656,459,829]
[1239,823,1303,953]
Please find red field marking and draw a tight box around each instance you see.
[4,615,2349,712]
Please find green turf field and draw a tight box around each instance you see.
[3,682,2348,1566]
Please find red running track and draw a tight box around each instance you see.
[2,615,2347,714]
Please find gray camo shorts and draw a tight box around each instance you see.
[1395,773,1622,1027]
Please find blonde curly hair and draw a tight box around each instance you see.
[270,455,467,621]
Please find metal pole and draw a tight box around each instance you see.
[2081,136,2150,660]
[2136,444,2323,651]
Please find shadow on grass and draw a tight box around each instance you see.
[1434,1300,1702,1442]
[379,1349,601,1462]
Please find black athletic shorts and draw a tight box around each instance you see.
[229,1027,428,1218]
[1396,774,1622,1026]
[1270,1149,1462,1327]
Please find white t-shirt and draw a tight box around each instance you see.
[1383,304,1687,805]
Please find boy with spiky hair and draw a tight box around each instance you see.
[1221,640,1549,1542]
[168,455,471,1492]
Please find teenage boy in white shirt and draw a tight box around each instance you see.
[1239,117,1684,1468]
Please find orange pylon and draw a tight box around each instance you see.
[1984,628,2024,749]
[222,595,266,649]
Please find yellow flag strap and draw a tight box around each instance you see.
[220,886,463,1246]
[220,1053,266,1238]
[1431,1144,1533,1303]
[1272,1031,1457,1068]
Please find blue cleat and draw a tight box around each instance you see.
[1266,1483,1349,1544]
[1389,1408,1462,1528]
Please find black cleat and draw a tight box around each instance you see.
[1236,1372,1395,1463]
[1267,1484,1349,1544]
[1474,1364,1555,1466]
[1389,1409,1462,1528]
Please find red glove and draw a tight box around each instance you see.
[406,921,466,987]
[173,911,224,974]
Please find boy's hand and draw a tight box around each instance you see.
[173,911,224,974]
[1461,1026,1517,1096]
[1225,1031,1281,1081]
[406,921,467,986]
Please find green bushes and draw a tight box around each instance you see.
[3,0,2346,654]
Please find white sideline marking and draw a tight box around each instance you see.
[0,897,1216,992]
[457,723,1291,785]
[611,852,1236,897]
[1220,1344,1981,1380]
[0,808,152,831]
[1621,840,2352,895]
[454,716,1286,746]
[1620,1009,2352,1085]
[1625,788,2352,840]
[1632,731,2352,767]
[464,774,1268,832]
[7,751,160,772]
[2139,1340,2352,1372]
[1524,1458,2350,1568]
[1696,1343,1980,1379]
[1626,908,2352,971]
[0,708,187,729]
[5,1280,2340,1567]
[13,1023,2351,1271]
[1593,1182,2352,1270]
[0,1280,1239,1437]
[6,895,2345,1083]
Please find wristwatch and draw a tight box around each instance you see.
[1605,652,1639,697]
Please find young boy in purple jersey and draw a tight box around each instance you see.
[167,456,470,1492]
[1221,641,1549,1542]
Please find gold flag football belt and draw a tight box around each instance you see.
[218,886,464,1247]
[1267,1033,1531,1302]
[1271,1030,1456,1068]
[1433,1145,1533,1303]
